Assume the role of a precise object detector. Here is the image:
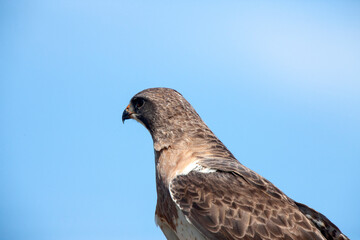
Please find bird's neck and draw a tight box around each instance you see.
[153,127,234,186]
[150,118,208,151]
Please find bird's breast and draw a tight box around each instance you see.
[155,146,202,186]
[156,205,207,240]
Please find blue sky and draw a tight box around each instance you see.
[1,1,359,239]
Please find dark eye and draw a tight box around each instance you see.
[134,98,145,109]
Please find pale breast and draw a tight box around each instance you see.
[156,147,198,186]
[156,206,207,240]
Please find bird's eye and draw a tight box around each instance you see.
[134,98,145,109]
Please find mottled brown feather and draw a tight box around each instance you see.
[170,169,326,240]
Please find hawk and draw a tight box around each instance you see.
[122,88,348,240]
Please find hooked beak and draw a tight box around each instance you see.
[122,104,133,123]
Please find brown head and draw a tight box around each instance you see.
[122,88,208,150]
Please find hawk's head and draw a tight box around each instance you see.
[122,88,204,149]
[123,88,196,128]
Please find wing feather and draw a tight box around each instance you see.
[169,164,326,240]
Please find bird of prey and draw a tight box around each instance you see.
[122,88,348,240]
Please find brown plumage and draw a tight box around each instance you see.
[122,87,349,240]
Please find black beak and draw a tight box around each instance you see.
[122,105,132,123]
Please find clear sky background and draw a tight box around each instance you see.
[1,1,359,239]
